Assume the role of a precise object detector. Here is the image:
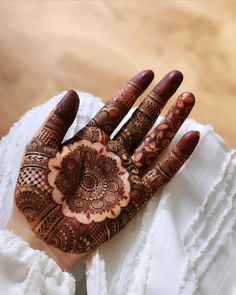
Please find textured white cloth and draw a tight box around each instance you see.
[0,91,236,295]
[0,229,75,295]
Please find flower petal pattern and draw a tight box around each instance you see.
[48,139,131,224]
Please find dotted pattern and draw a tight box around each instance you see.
[15,95,190,254]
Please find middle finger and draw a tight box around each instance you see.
[113,70,183,155]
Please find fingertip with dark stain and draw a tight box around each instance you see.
[57,90,80,126]
[130,69,155,92]
[179,92,195,104]
[176,130,200,157]
[152,70,184,101]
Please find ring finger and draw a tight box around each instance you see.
[132,92,195,174]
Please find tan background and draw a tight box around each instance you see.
[0,1,235,147]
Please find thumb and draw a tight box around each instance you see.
[34,90,79,149]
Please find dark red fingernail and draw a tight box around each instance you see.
[152,70,183,101]
[57,90,80,125]
[179,92,195,104]
[58,90,79,110]
[176,131,200,157]
[130,69,154,92]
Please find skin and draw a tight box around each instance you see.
[7,69,200,272]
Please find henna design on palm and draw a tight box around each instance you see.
[15,70,200,254]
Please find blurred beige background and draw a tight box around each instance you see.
[0,1,235,146]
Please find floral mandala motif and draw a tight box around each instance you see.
[48,139,131,224]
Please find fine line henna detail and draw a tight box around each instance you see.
[143,131,200,194]
[34,90,79,149]
[48,139,131,224]
[15,126,150,253]
[15,72,199,255]
[133,92,195,174]
[114,70,183,155]
[86,70,154,136]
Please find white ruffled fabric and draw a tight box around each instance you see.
[0,230,75,295]
[0,91,236,295]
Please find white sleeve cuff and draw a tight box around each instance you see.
[0,229,75,295]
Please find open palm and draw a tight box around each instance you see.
[15,70,199,254]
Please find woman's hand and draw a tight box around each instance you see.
[7,69,199,271]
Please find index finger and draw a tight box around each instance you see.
[86,70,154,136]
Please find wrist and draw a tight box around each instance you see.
[6,206,82,272]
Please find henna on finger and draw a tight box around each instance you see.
[113,70,183,155]
[133,92,195,174]
[15,72,200,256]
[63,126,110,147]
[142,131,200,194]
[34,90,79,149]
[86,70,154,136]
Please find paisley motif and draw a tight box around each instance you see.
[14,74,198,255]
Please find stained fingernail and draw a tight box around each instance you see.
[179,92,195,104]
[58,90,79,110]
[56,90,80,125]
[176,131,200,157]
[130,69,154,92]
[152,70,183,101]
